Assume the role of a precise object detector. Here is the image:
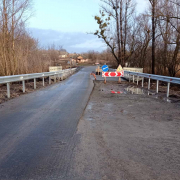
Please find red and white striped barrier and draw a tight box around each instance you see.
[102,71,124,77]
[111,91,123,94]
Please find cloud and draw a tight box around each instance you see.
[136,0,149,13]
[71,39,106,49]
[28,28,107,53]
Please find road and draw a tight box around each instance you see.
[1,66,180,180]
[0,66,94,180]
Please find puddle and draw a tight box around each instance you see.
[86,117,94,121]
[87,102,93,110]
[99,84,180,104]
[125,86,180,104]
[120,109,128,115]
[147,91,156,96]
[125,86,144,94]
[106,103,113,109]
[155,96,180,103]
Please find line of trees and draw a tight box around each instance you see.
[0,0,62,76]
[94,0,180,76]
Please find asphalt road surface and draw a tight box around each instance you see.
[0,67,94,180]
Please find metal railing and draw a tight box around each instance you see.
[124,71,180,97]
[0,68,77,98]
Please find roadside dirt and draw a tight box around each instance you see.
[68,81,180,180]
[0,79,56,104]
[141,80,180,98]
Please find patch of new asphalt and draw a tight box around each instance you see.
[0,66,94,180]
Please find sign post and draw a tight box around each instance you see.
[102,65,109,84]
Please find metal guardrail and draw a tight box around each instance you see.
[123,67,143,73]
[0,68,77,98]
[124,71,180,97]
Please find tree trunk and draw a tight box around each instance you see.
[152,0,156,74]
[115,0,121,65]
[120,0,124,66]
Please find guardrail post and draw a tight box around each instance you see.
[54,75,56,83]
[43,77,45,86]
[7,83,10,98]
[133,75,135,83]
[142,77,144,87]
[156,80,159,93]
[129,74,130,82]
[137,76,139,85]
[34,78,36,89]
[148,78,151,90]
[22,80,25,93]
[167,82,170,97]
[49,76,51,84]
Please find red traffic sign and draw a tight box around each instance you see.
[102,71,124,77]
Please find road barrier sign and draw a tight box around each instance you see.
[102,71,124,77]
[116,65,123,72]
[102,71,124,84]
[102,64,124,84]
[102,65,109,72]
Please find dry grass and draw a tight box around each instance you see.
[143,66,180,77]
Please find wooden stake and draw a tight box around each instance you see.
[118,77,121,83]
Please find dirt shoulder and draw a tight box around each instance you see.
[0,79,56,104]
[68,81,180,180]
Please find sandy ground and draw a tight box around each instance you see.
[68,81,180,180]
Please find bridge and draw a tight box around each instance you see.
[0,66,179,180]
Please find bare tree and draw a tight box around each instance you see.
[0,0,33,75]
[148,0,157,74]
[94,0,136,67]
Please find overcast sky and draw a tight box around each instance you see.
[28,0,148,53]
